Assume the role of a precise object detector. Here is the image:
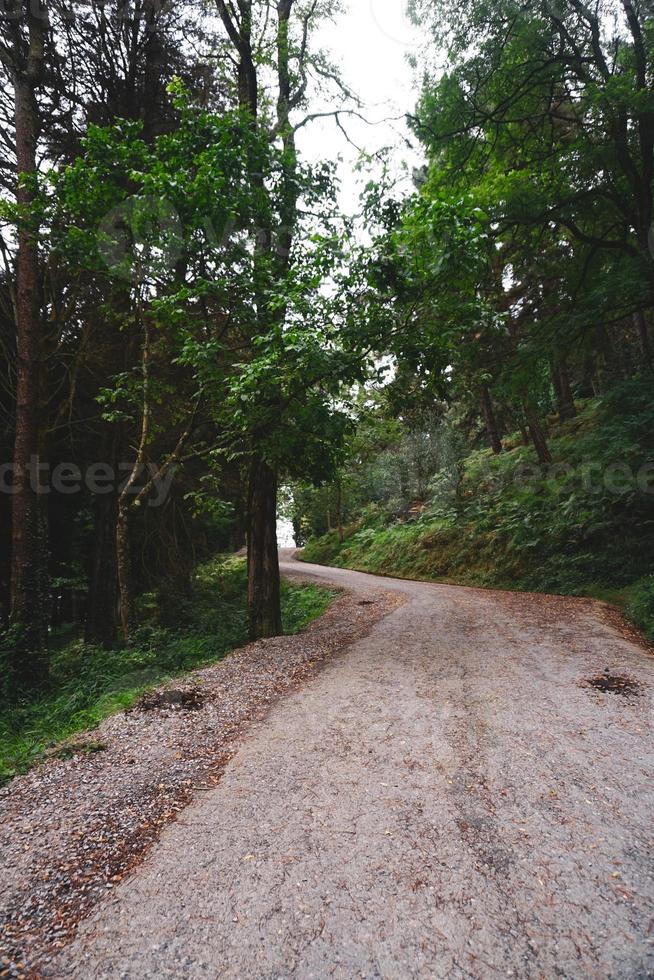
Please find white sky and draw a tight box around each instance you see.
[297,0,424,215]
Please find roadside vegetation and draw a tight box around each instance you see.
[0,558,335,785]
[297,382,654,643]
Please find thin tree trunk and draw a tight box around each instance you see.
[85,493,118,647]
[247,455,282,640]
[116,504,134,640]
[140,0,165,140]
[552,357,576,421]
[479,385,503,454]
[523,402,552,465]
[336,480,344,544]
[596,324,623,388]
[116,306,150,641]
[634,310,653,367]
[9,2,48,683]
[509,408,530,447]
[115,319,195,642]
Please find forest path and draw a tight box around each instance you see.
[54,557,654,979]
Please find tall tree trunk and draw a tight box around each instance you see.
[523,402,552,465]
[552,357,576,421]
[85,493,118,647]
[479,385,502,454]
[595,324,623,389]
[116,503,134,641]
[140,0,166,140]
[8,2,48,684]
[247,455,282,640]
[634,310,653,367]
[115,305,149,641]
[336,480,344,544]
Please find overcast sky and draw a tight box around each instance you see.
[297,0,424,214]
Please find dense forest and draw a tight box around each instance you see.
[1,0,653,773]
[296,0,654,638]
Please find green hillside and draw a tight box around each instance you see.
[300,381,654,642]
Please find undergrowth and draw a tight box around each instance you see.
[0,556,336,785]
[302,382,654,641]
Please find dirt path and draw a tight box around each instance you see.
[50,559,654,978]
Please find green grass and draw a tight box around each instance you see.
[0,556,336,785]
[302,382,654,642]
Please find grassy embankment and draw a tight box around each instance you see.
[0,557,336,784]
[301,384,654,642]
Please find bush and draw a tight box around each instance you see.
[627,577,654,644]
[0,626,21,702]
[301,532,343,565]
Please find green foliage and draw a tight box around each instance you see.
[300,381,654,615]
[39,92,361,494]
[302,531,344,565]
[0,626,28,702]
[411,0,654,325]
[627,579,654,644]
[0,558,335,785]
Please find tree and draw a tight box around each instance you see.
[352,0,654,473]
[0,0,365,657]
[411,0,654,336]
[213,0,359,638]
[1,0,49,682]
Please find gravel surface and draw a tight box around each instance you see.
[0,571,398,978]
[40,558,654,980]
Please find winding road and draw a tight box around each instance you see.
[54,558,654,978]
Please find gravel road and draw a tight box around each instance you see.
[52,558,654,979]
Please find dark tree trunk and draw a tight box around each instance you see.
[85,493,118,647]
[140,0,167,140]
[523,402,552,465]
[634,310,653,367]
[596,324,624,389]
[116,504,134,641]
[552,357,576,421]
[247,455,282,641]
[508,408,530,447]
[479,385,503,454]
[336,481,344,544]
[9,6,48,683]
